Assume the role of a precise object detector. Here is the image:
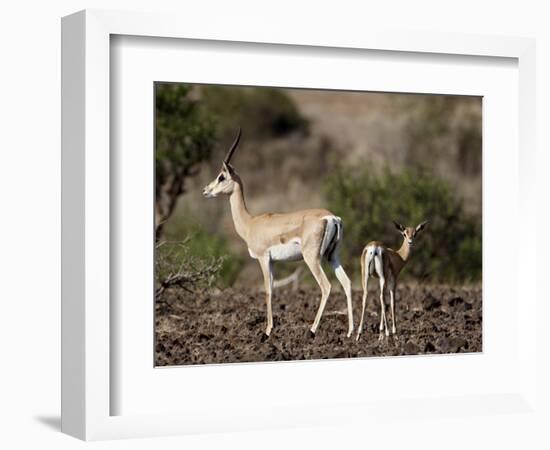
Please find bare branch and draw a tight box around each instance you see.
[155,239,225,301]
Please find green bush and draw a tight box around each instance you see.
[324,166,481,283]
[155,84,216,167]
[163,219,244,288]
[155,83,217,239]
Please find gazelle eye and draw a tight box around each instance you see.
[218,174,225,182]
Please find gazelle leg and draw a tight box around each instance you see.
[330,256,354,338]
[378,277,389,340]
[389,281,397,335]
[303,254,331,335]
[373,253,388,340]
[357,272,369,341]
[259,256,274,336]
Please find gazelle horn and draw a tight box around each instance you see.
[224,127,242,164]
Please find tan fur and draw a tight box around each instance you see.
[356,221,427,341]
[361,240,409,281]
[204,160,354,337]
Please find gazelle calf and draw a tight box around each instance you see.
[203,129,354,337]
[356,220,428,341]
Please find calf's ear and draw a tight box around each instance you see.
[416,221,428,232]
[393,220,405,232]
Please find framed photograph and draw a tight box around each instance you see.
[153,84,482,366]
[61,9,537,441]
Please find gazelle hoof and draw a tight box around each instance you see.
[307,329,316,339]
[355,333,361,342]
[347,329,353,338]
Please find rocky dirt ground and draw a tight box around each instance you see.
[155,284,482,366]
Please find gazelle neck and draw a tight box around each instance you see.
[229,179,252,241]
[394,239,412,273]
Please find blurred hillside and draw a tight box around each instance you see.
[286,89,481,214]
[159,84,482,286]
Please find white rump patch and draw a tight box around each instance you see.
[268,239,303,262]
[365,245,384,278]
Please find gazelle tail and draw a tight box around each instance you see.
[320,216,342,259]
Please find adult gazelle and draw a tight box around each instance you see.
[203,129,354,338]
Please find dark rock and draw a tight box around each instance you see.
[448,297,464,307]
[449,337,467,351]
[404,340,420,354]
[434,336,467,352]
[247,316,264,328]
[436,337,452,353]
[448,296,473,311]
[422,294,441,311]
[424,342,436,352]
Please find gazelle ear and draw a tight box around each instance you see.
[416,221,428,232]
[393,221,405,232]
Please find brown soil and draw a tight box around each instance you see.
[155,284,482,366]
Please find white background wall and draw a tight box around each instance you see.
[0,1,548,448]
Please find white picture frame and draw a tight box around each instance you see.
[61,9,537,441]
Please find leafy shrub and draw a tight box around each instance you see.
[155,240,225,301]
[324,166,481,283]
[155,84,216,166]
[162,219,244,288]
[155,83,217,239]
